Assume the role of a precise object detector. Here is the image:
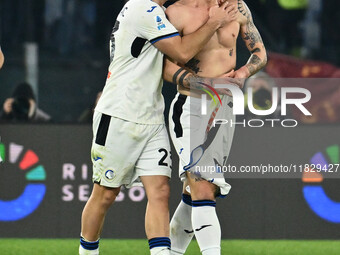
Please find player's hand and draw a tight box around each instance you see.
[3,98,14,114]
[219,70,244,89]
[223,4,238,25]
[233,66,250,79]
[215,87,232,96]
[220,69,235,78]
[210,76,243,97]
[209,2,237,28]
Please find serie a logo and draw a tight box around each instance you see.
[0,142,46,222]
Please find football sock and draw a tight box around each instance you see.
[79,236,99,255]
[191,200,221,255]
[170,194,194,255]
[149,237,171,255]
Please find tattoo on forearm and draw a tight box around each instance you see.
[243,22,263,49]
[249,55,261,65]
[251,48,261,54]
[246,55,265,76]
[172,67,185,84]
[179,71,190,87]
[185,58,201,74]
[185,75,207,90]
[247,65,256,75]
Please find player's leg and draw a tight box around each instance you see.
[79,113,147,254]
[170,181,194,255]
[79,184,120,255]
[187,173,221,255]
[168,93,195,254]
[136,124,172,255]
[141,175,171,255]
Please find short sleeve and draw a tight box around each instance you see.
[133,5,179,44]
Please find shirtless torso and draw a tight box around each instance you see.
[166,3,267,253]
[166,0,267,96]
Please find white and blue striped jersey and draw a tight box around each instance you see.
[96,0,179,124]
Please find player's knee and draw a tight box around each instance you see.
[99,188,120,208]
[190,182,216,201]
[193,190,215,201]
[157,182,170,201]
[149,182,170,203]
[101,193,115,207]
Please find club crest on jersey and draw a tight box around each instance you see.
[155,16,166,30]
[105,170,116,181]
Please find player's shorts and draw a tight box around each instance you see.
[169,93,235,196]
[91,111,171,188]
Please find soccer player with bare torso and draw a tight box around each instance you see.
[165,0,267,254]
[78,0,238,254]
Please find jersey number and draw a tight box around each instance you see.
[158,148,171,167]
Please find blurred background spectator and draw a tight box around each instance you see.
[78,91,102,123]
[0,0,339,123]
[0,82,51,122]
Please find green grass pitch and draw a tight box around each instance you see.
[0,239,339,254]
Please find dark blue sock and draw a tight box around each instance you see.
[148,237,171,250]
[191,200,216,207]
[182,193,192,206]
[80,236,99,250]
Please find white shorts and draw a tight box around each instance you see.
[169,93,235,196]
[91,111,171,188]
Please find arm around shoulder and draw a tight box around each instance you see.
[154,2,235,64]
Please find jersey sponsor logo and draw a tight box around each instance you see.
[155,16,166,30]
[147,6,157,12]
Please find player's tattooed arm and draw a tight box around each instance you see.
[163,57,202,89]
[238,0,267,77]
[163,58,243,95]
[185,58,202,74]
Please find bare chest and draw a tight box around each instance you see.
[182,10,240,50]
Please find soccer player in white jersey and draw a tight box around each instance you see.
[79,0,239,254]
[165,0,267,254]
